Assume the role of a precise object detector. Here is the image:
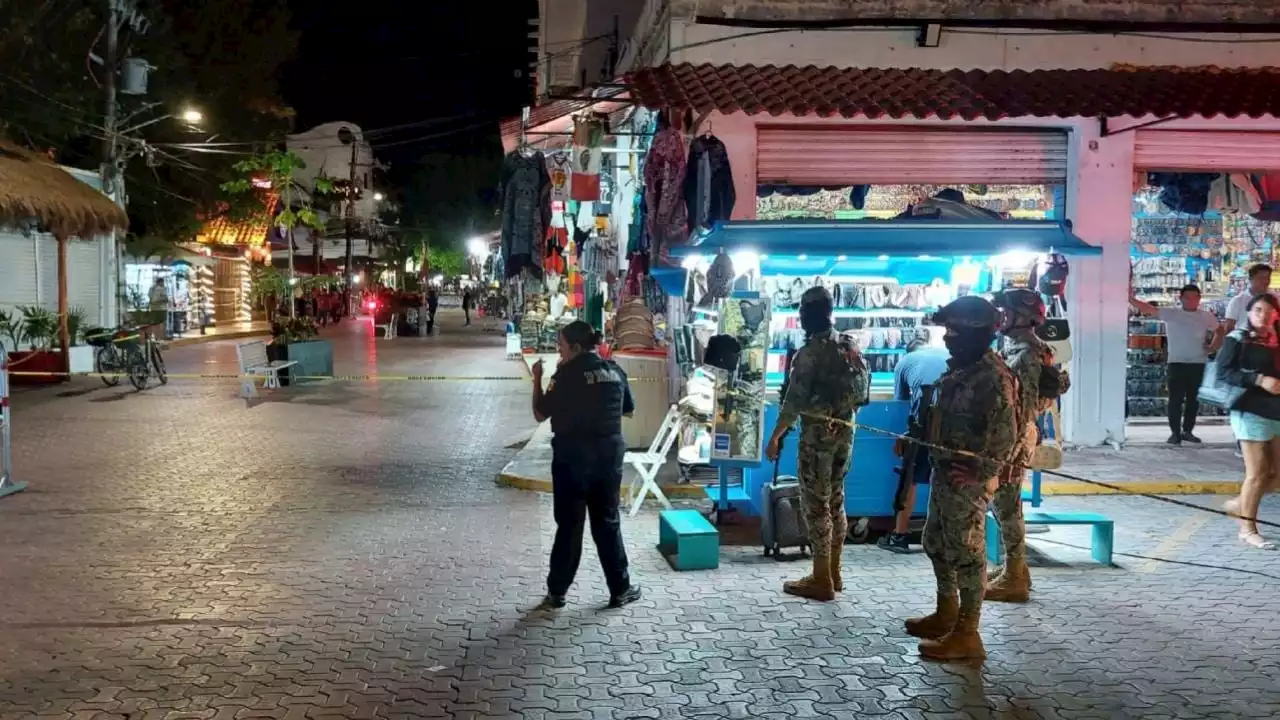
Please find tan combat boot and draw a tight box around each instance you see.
[918,608,986,662]
[831,540,845,592]
[905,592,959,640]
[783,551,836,601]
[984,556,1031,603]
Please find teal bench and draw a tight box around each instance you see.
[986,511,1114,566]
[658,509,719,571]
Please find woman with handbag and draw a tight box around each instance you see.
[1216,293,1280,550]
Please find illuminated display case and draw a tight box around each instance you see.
[709,295,771,463]
[668,218,1100,519]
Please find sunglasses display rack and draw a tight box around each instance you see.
[762,279,944,395]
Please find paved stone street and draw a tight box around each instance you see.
[2,310,1278,719]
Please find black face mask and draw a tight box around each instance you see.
[799,306,832,337]
[944,329,994,367]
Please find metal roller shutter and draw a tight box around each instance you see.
[65,239,103,324]
[756,126,1069,186]
[1134,130,1280,171]
[0,232,40,312]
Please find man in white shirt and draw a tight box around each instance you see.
[1224,264,1275,333]
[1130,284,1222,445]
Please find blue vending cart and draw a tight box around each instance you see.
[665,218,1102,536]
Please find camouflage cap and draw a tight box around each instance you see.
[934,295,999,330]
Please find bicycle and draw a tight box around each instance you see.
[85,326,167,390]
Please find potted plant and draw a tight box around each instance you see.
[265,316,333,385]
[2,306,62,385]
[64,307,95,374]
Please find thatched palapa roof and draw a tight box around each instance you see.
[0,140,128,238]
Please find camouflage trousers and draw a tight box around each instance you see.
[923,475,996,609]
[797,428,853,551]
[992,465,1027,564]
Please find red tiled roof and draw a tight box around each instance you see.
[625,63,1280,121]
[194,195,278,247]
[498,88,630,140]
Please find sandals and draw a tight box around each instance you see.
[1239,532,1277,551]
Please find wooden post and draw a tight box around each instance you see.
[56,234,70,377]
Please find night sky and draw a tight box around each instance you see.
[281,0,537,164]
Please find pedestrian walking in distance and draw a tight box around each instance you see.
[764,286,869,601]
[462,289,473,326]
[530,320,642,609]
[906,296,1018,662]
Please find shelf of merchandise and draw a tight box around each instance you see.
[766,307,929,392]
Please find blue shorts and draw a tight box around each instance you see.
[1230,410,1280,443]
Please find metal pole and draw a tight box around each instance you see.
[344,141,357,316]
[102,0,123,325]
[0,354,30,498]
[101,0,120,195]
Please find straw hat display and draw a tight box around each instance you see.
[614,297,656,351]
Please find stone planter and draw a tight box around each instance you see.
[267,339,334,385]
[6,350,62,385]
[67,345,95,374]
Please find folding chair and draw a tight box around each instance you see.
[623,405,681,517]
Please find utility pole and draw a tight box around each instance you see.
[102,0,122,325]
[101,0,119,193]
[344,141,357,315]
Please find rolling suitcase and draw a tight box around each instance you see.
[761,475,809,559]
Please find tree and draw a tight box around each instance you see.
[425,245,466,279]
[0,0,301,255]
[220,149,332,317]
[117,0,300,250]
[398,140,504,256]
[0,1,103,148]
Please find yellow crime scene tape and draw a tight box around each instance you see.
[3,370,668,382]
[794,409,1279,531]
[3,366,1271,529]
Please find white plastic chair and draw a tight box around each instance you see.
[623,405,681,517]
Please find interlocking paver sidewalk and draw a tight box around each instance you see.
[1,310,1277,719]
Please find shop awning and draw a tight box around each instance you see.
[499,89,632,154]
[653,219,1099,291]
[626,63,1280,120]
[677,219,1100,258]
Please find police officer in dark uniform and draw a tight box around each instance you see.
[531,320,643,609]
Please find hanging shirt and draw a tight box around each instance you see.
[547,153,572,204]
[500,150,551,278]
[643,127,688,263]
[683,134,736,232]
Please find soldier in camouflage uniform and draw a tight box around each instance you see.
[987,288,1051,603]
[905,296,1019,661]
[765,287,870,601]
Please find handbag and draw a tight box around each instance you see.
[1029,404,1063,471]
[1198,348,1245,409]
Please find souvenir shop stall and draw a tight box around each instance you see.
[664,216,1099,533]
[499,115,621,353]
[1127,175,1280,424]
[499,114,675,447]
